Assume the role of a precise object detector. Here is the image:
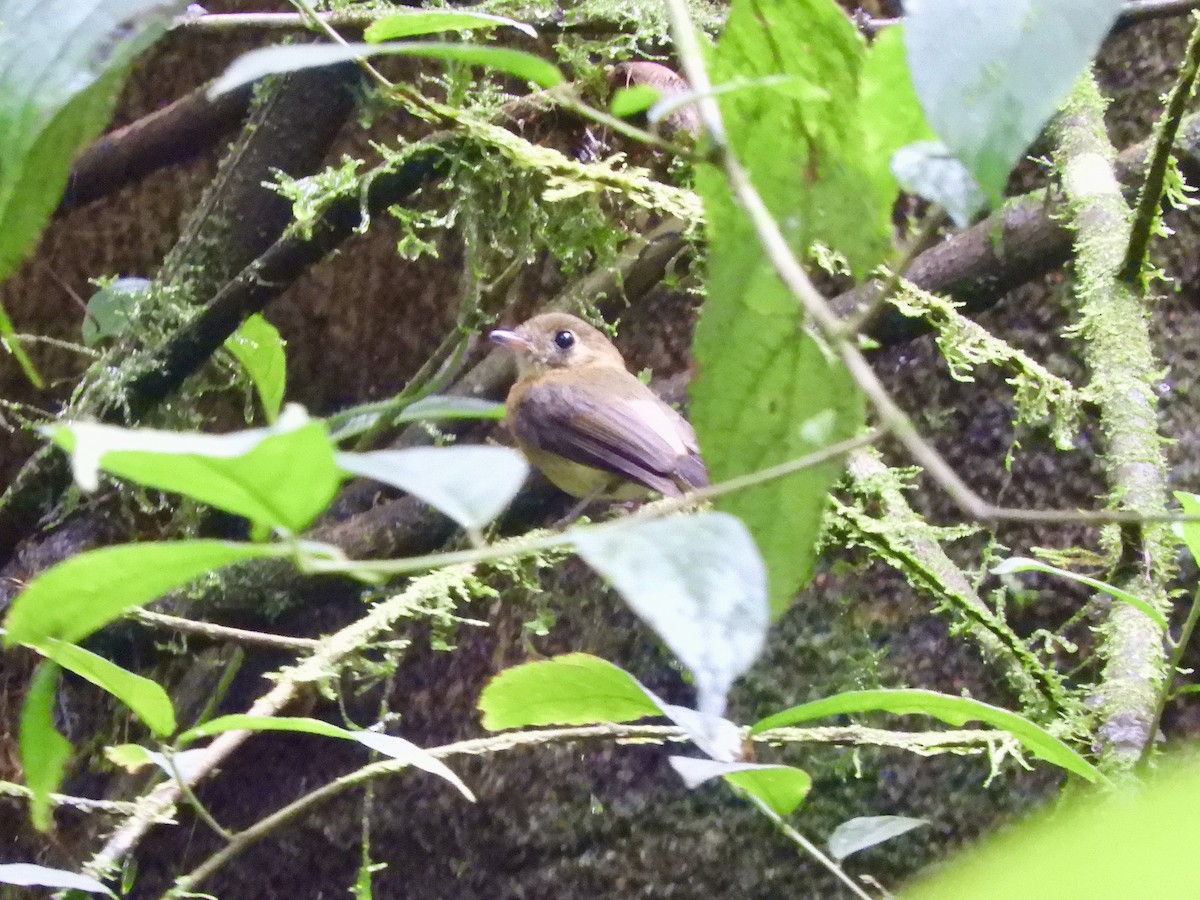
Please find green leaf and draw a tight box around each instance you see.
[19,662,70,832]
[706,0,886,275]
[364,10,537,41]
[104,744,207,780]
[611,84,661,117]
[327,395,505,442]
[859,25,935,194]
[669,757,812,817]
[991,557,1167,631]
[0,301,41,387]
[4,540,288,647]
[571,513,768,718]
[336,446,528,531]
[478,653,663,730]
[902,754,1200,899]
[0,0,183,378]
[693,0,871,618]
[891,141,987,227]
[224,313,287,423]
[177,714,473,800]
[690,257,865,618]
[751,689,1101,783]
[903,0,1123,200]
[1174,491,1200,566]
[210,42,563,97]
[35,639,175,736]
[828,815,928,862]
[0,863,113,896]
[81,277,151,347]
[50,411,343,532]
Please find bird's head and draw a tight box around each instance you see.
[489,313,625,378]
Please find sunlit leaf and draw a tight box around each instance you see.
[611,84,661,117]
[478,653,663,730]
[903,755,1200,899]
[891,140,987,227]
[19,662,70,831]
[327,395,505,442]
[992,557,1167,630]
[669,756,812,817]
[904,0,1123,200]
[336,445,527,531]
[0,863,113,896]
[572,512,768,718]
[49,410,342,532]
[210,42,562,97]
[225,313,287,423]
[751,689,1101,782]
[4,540,288,646]
[828,815,928,861]
[37,639,175,736]
[1174,492,1200,566]
[104,744,208,780]
[364,9,537,41]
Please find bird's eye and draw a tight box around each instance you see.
[554,330,575,350]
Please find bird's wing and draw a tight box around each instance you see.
[511,380,706,495]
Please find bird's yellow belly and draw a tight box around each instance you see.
[519,442,647,500]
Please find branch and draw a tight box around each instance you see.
[57,83,252,213]
[1120,13,1200,282]
[1053,74,1175,776]
[162,722,1000,898]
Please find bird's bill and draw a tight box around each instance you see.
[489,329,534,353]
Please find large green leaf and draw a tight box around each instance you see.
[478,653,663,730]
[751,688,1101,782]
[692,0,871,618]
[904,0,1123,201]
[18,662,70,831]
[4,540,288,646]
[902,755,1200,899]
[0,0,185,382]
[50,412,343,533]
[991,557,1167,630]
[572,513,768,718]
[37,639,175,737]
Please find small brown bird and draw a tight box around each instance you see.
[489,313,709,500]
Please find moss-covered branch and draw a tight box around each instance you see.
[1054,74,1175,776]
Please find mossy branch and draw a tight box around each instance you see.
[1054,74,1176,777]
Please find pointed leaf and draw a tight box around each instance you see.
[751,689,1101,782]
[5,540,288,646]
[0,864,113,896]
[336,445,527,531]
[669,756,812,817]
[19,662,70,831]
[1174,492,1200,566]
[50,411,342,532]
[828,815,928,861]
[991,557,1166,630]
[225,313,287,423]
[352,732,475,801]
[38,639,175,736]
[478,653,663,730]
[211,42,562,97]
[364,10,537,41]
[904,0,1123,200]
[572,512,768,718]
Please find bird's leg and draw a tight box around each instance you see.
[553,488,608,529]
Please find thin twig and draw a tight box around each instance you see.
[1120,12,1200,282]
[162,722,998,897]
[133,609,322,652]
[0,780,143,816]
[746,795,875,900]
[1139,584,1200,767]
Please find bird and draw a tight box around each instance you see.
[489,312,709,502]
